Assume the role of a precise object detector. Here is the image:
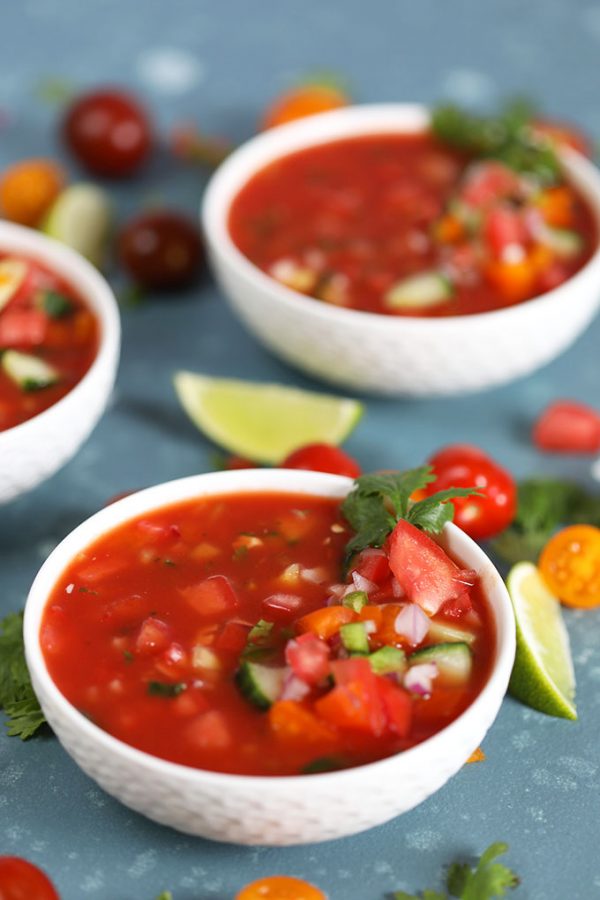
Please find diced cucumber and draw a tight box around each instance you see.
[0,259,27,312]
[342,590,368,613]
[340,622,370,655]
[428,618,476,646]
[235,661,287,710]
[2,350,60,392]
[40,290,73,319]
[409,642,473,685]
[384,272,453,311]
[538,226,583,259]
[368,645,407,676]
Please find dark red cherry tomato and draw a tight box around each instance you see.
[533,400,600,453]
[224,455,256,470]
[119,210,203,290]
[425,444,517,541]
[0,857,60,900]
[282,443,361,478]
[63,88,151,177]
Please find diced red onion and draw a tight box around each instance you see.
[352,571,378,595]
[394,604,430,645]
[327,583,348,601]
[262,593,304,615]
[404,662,438,696]
[300,566,327,585]
[280,672,311,701]
[454,568,478,588]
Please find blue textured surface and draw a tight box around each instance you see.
[1,1,600,897]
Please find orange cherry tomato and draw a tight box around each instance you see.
[539,525,600,608]
[261,84,348,130]
[236,875,327,900]
[0,158,65,226]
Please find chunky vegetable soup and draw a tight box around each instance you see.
[0,253,99,431]
[42,490,495,776]
[229,133,597,316]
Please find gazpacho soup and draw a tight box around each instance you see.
[229,133,597,317]
[0,253,99,431]
[42,487,495,777]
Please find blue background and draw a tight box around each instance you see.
[1,1,600,897]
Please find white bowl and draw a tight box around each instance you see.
[202,103,600,396]
[24,468,515,846]
[0,222,120,503]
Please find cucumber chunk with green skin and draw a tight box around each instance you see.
[538,225,583,259]
[40,290,73,319]
[340,622,370,655]
[235,661,287,710]
[428,618,476,646]
[384,272,453,311]
[2,351,60,392]
[368,645,407,675]
[409,642,473,684]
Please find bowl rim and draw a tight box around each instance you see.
[24,467,516,789]
[0,220,120,441]
[202,101,600,329]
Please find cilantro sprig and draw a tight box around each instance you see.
[341,467,478,565]
[0,611,47,740]
[394,841,519,900]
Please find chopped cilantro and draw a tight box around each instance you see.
[78,586,98,595]
[147,681,187,698]
[394,841,519,899]
[0,611,47,739]
[233,545,249,560]
[123,651,134,663]
[41,290,73,318]
[302,756,345,774]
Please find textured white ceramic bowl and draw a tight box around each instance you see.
[0,222,120,503]
[203,103,600,396]
[25,468,515,846]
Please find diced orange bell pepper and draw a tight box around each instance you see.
[296,605,355,639]
[484,257,537,302]
[433,214,465,244]
[268,700,337,744]
[536,186,575,228]
[466,747,486,764]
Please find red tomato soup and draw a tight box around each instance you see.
[42,492,495,776]
[229,133,597,316]
[0,253,99,431]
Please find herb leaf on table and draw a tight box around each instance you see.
[393,841,519,900]
[0,610,46,739]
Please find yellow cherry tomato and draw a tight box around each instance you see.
[235,875,327,900]
[261,84,348,130]
[0,158,65,226]
[539,525,600,608]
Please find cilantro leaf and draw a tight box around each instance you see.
[341,468,478,563]
[147,681,187,698]
[0,611,47,740]
[393,842,519,900]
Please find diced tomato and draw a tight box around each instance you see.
[316,659,386,735]
[533,400,600,453]
[185,710,232,750]
[460,162,520,207]
[483,206,527,257]
[285,633,330,685]
[78,556,128,584]
[262,593,306,621]
[377,677,412,737]
[387,519,466,616]
[268,700,338,745]
[100,594,148,627]
[153,641,188,678]
[440,593,473,619]
[214,621,250,654]
[180,575,239,617]
[0,308,48,347]
[352,548,390,583]
[296,605,355,639]
[136,520,181,540]
[135,616,171,655]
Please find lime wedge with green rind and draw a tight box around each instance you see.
[508,561,577,720]
[174,372,363,464]
[42,183,112,267]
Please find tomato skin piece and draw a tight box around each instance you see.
[426,443,517,541]
[281,443,361,478]
[236,874,327,900]
[387,519,469,615]
[539,525,600,608]
[533,401,600,453]
[0,857,60,900]
[63,88,151,177]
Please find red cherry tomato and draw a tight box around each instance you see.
[0,857,60,900]
[119,210,204,290]
[281,443,361,478]
[63,88,151,177]
[533,400,600,453]
[224,455,256,470]
[425,444,517,541]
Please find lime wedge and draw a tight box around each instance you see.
[173,372,363,464]
[507,561,577,720]
[42,183,112,267]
